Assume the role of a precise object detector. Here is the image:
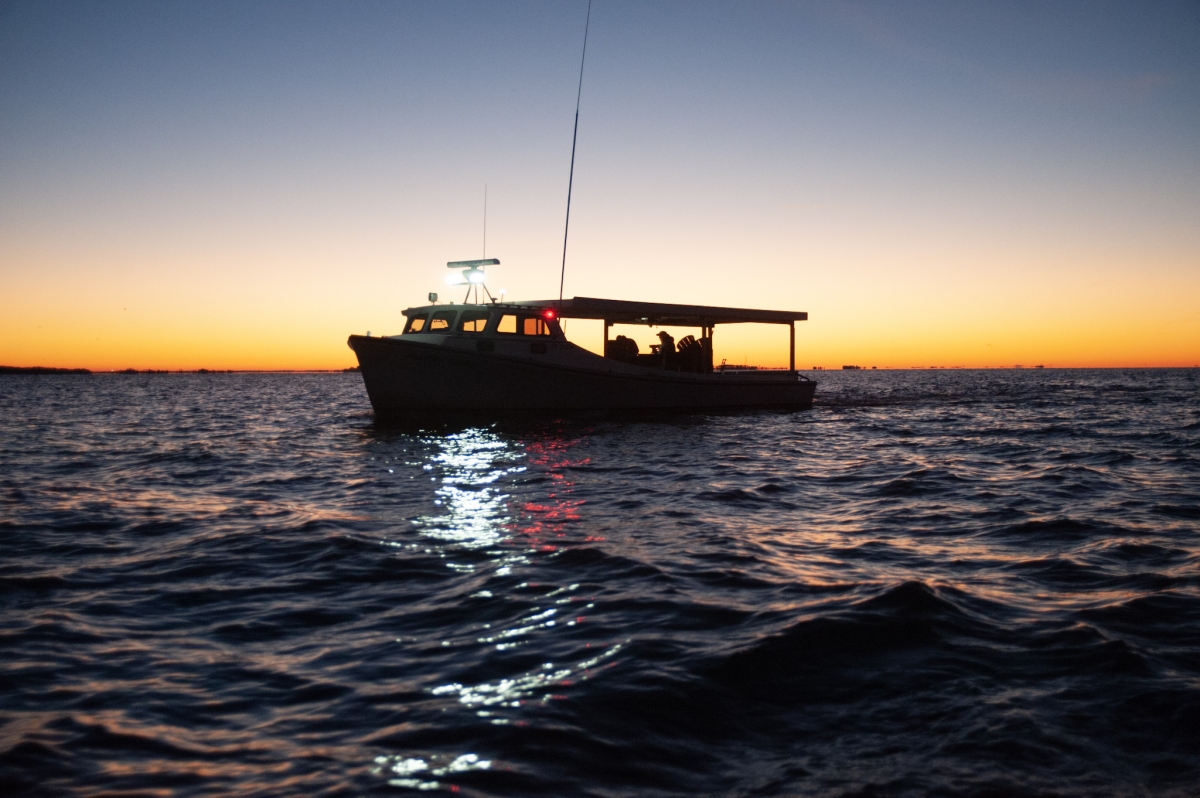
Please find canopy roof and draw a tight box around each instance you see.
[507,296,806,326]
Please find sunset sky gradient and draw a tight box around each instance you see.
[2,0,1198,370]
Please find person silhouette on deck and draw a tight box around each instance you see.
[657,330,676,370]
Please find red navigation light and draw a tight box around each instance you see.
[542,309,557,321]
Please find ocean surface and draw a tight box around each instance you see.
[1,369,1198,797]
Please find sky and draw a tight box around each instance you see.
[1,0,1198,370]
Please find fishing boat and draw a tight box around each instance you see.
[347,260,815,415]
[347,3,815,415]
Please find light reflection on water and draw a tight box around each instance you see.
[372,751,492,791]
[431,641,623,719]
[373,425,617,787]
[411,429,523,552]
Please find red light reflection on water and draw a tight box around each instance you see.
[507,437,592,550]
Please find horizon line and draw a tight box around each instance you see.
[4,365,1198,375]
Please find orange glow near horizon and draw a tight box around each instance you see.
[3,243,1196,371]
[3,295,1196,372]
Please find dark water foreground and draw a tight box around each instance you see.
[1,369,1197,797]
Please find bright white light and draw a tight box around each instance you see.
[466,269,486,284]
[447,273,464,286]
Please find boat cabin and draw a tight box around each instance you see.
[397,296,807,375]
[401,307,559,338]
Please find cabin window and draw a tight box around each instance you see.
[522,316,552,336]
[404,314,430,333]
[495,313,553,336]
[458,310,490,333]
[428,310,457,331]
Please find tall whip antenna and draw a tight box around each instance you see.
[483,184,487,258]
[558,0,592,305]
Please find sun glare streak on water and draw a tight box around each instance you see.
[0,370,1198,796]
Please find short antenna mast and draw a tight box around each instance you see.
[558,0,592,306]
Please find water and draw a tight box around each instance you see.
[1,369,1197,796]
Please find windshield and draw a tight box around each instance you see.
[403,313,430,333]
[428,310,457,331]
[458,311,490,333]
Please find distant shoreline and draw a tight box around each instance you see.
[0,366,361,375]
[0,366,93,375]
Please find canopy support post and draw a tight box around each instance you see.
[789,321,795,372]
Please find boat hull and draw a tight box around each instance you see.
[348,335,815,415]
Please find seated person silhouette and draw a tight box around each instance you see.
[605,334,639,363]
[657,331,678,369]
